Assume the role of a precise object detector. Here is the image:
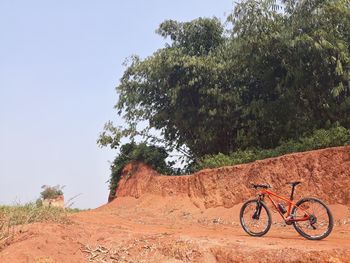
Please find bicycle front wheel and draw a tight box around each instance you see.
[292,197,333,240]
[240,199,272,237]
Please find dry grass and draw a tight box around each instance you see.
[0,203,78,250]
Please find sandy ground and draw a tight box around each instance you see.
[0,196,349,263]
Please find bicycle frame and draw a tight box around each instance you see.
[258,189,310,224]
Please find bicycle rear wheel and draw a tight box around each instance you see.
[240,199,272,237]
[292,197,333,240]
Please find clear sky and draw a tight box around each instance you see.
[0,0,234,209]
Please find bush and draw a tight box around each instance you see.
[109,142,175,200]
[40,185,64,200]
[197,126,350,169]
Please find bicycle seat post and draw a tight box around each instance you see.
[290,185,296,201]
[288,181,301,200]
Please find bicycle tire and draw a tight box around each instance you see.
[292,197,333,240]
[240,199,272,237]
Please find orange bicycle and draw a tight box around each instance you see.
[240,181,333,240]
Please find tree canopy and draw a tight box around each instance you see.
[99,0,350,163]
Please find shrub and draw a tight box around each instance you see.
[40,185,64,200]
[197,126,350,169]
[109,142,175,200]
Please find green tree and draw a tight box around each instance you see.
[99,0,350,164]
[40,185,64,200]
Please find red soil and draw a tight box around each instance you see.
[1,146,350,262]
[115,146,350,206]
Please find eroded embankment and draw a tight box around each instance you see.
[1,146,350,263]
[114,146,350,208]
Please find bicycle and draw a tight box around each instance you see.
[239,181,333,240]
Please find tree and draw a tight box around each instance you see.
[40,185,64,200]
[99,0,350,164]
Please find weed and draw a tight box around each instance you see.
[0,202,79,251]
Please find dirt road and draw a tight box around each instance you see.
[1,197,349,263]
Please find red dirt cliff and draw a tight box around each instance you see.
[114,146,350,207]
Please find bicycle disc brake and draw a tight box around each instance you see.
[309,215,317,230]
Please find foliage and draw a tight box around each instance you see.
[0,203,72,225]
[99,0,350,164]
[40,185,64,200]
[0,202,78,250]
[156,18,224,56]
[108,142,176,199]
[197,126,350,169]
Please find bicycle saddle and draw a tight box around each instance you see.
[287,181,302,186]
[251,183,271,189]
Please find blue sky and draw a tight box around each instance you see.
[0,0,233,208]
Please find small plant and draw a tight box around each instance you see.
[40,185,65,200]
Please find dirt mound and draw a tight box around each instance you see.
[1,147,350,262]
[114,146,350,207]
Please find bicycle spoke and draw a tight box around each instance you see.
[241,201,271,236]
[293,198,332,239]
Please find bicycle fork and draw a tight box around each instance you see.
[252,195,264,220]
